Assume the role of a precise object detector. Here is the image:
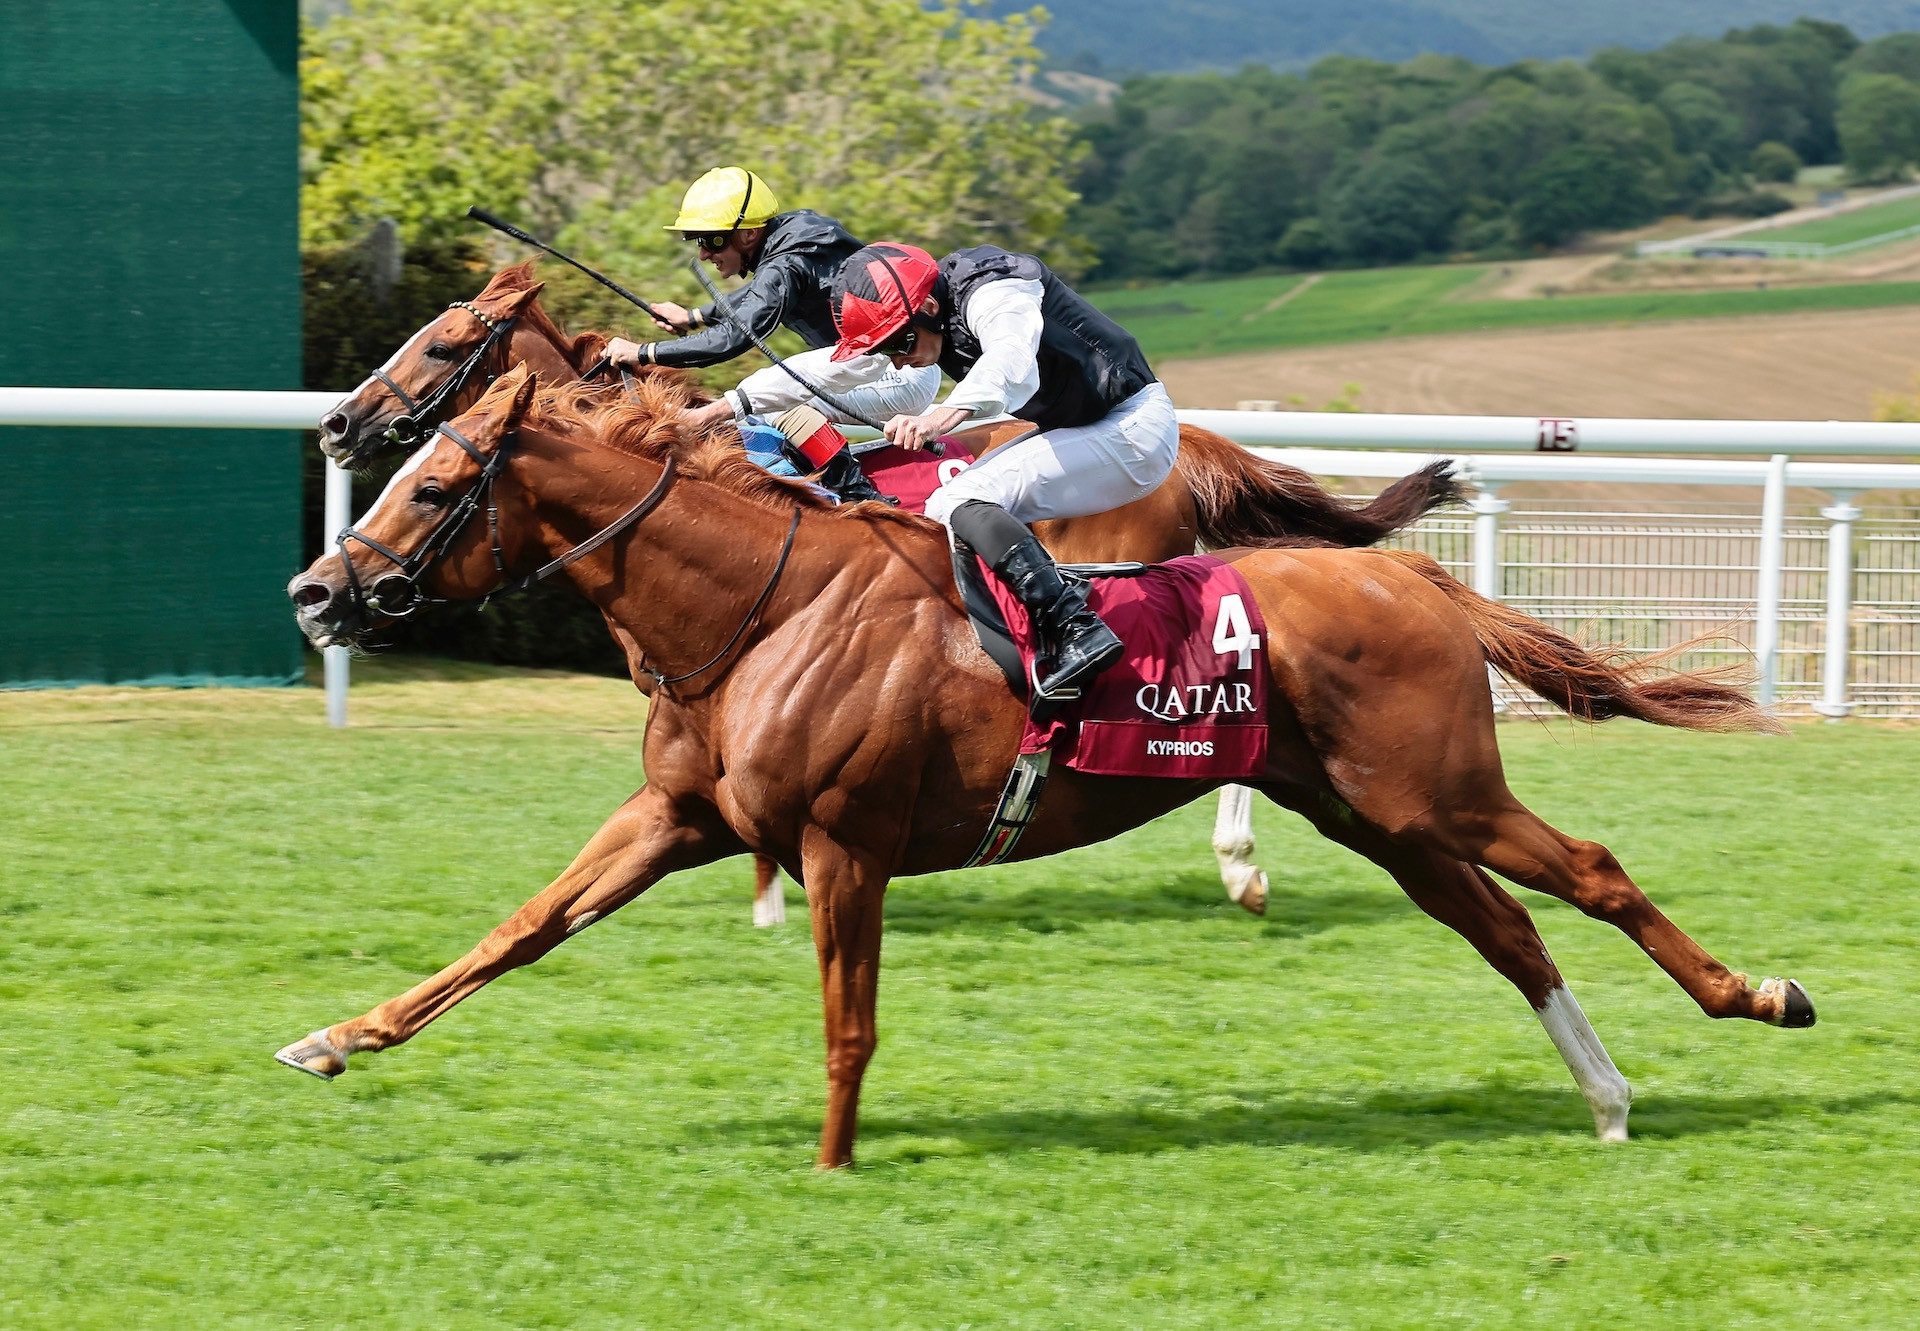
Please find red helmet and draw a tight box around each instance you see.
[830,243,940,361]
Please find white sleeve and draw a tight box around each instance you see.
[725,345,892,419]
[941,278,1044,421]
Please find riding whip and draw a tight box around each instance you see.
[466,206,671,330]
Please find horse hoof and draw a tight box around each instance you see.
[1591,1100,1630,1143]
[274,1029,347,1080]
[1228,868,1268,916]
[1762,977,1816,1028]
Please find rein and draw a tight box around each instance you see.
[641,506,801,692]
[335,424,677,624]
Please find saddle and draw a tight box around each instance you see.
[952,548,1149,717]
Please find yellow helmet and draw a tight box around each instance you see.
[667,167,781,233]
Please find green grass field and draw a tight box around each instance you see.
[4,659,1918,1327]
[1092,263,1920,362]
[1749,192,1920,248]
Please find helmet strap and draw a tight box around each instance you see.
[730,169,755,231]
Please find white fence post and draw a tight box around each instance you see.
[1816,492,1861,722]
[323,461,352,729]
[1754,454,1790,708]
[1469,486,1509,601]
[1469,485,1510,712]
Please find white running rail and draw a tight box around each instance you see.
[4,387,1919,722]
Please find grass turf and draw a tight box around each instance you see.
[1091,262,1920,362]
[2,658,1916,1327]
[1745,193,1920,249]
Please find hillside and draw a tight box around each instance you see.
[999,1,1920,72]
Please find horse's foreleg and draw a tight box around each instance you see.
[799,829,888,1169]
[1211,784,1268,915]
[274,786,737,1079]
[752,855,787,928]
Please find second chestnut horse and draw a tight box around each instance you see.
[279,370,1811,1168]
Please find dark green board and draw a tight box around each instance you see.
[0,2,302,686]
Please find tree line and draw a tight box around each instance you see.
[1069,19,1920,280]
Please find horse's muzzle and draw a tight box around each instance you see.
[289,573,370,647]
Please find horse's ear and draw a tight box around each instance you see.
[506,366,539,423]
[460,364,538,441]
[493,278,547,315]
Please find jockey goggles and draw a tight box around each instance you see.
[683,230,734,254]
[873,311,941,358]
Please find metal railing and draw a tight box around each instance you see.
[4,387,1919,722]
[1257,449,1920,719]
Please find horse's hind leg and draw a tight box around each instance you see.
[752,855,788,927]
[1212,785,1269,915]
[1282,792,1631,1139]
[1405,857,1633,1141]
[1456,802,1814,1029]
[274,785,739,1079]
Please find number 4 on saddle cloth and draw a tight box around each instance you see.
[957,552,1273,781]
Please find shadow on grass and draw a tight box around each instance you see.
[884,872,1402,938]
[701,1083,1919,1160]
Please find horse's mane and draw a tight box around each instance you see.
[522,378,927,528]
[477,259,700,394]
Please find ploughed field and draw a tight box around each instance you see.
[1090,261,1920,364]
[3,658,1916,1327]
[1158,305,1920,420]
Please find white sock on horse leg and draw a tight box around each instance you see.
[1534,986,1632,1142]
[1212,784,1267,911]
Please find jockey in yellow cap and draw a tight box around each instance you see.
[606,167,940,503]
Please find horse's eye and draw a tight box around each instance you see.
[425,343,455,361]
[415,484,448,508]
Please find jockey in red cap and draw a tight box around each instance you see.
[613,168,941,503]
[723,240,1180,700]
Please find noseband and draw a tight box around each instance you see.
[372,301,519,449]
[334,422,678,625]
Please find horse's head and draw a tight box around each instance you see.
[316,262,557,469]
[293,366,545,649]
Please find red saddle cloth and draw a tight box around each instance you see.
[982,554,1272,780]
[857,435,980,514]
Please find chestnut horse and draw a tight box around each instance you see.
[317,261,1461,922]
[279,370,1812,1168]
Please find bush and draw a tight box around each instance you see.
[1749,141,1803,183]
[1272,218,1333,269]
[1690,190,1795,218]
[1452,212,1516,256]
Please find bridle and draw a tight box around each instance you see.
[333,422,677,625]
[370,301,519,451]
[332,416,804,697]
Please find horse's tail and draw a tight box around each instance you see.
[1178,427,1464,550]
[1378,549,1784,734]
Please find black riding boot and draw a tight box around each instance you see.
[815,446,893,506]
[998,536,1123,698]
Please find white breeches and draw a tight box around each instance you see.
[923,382,1179,528]
[776,346,941,426]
